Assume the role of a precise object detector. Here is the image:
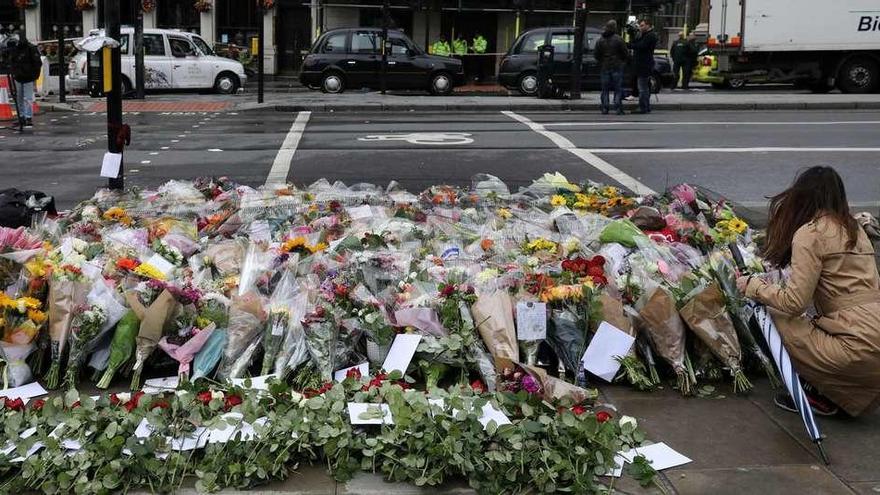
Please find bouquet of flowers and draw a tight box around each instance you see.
[126,288,179,389]
[44,271,87,389]
[273,291,310,375]
[64,304,107,389]
[260,271,297,375]
[637,286,695,395]
[96,309,140,388]
[216,293,266,380]
[158,323,216,379]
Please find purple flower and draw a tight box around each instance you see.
[521,375,540,394]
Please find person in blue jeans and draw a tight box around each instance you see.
[594,20,628,115]
[629,19,658,114]
[5,32,41,128]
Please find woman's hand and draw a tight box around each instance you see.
[736,276,751,295]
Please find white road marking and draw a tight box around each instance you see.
[161,146,170,150]
[208,148,223,152]
[503,111,655,196]
[149,152,159,155]
[171,139,180,143]
[584,147,880,154]
[543,120,880,127]
[140,160,150,164]
[358,133,474,145]
[265,111,311,186]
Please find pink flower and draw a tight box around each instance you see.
[672,184,697,205]
[521,375,540,394]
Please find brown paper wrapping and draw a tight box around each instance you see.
[679,283,742,368]
[599,293,634,337]
[126,289,180,370]
[48,279,86,355]
[471,291,519,362]
[636,288,687,371]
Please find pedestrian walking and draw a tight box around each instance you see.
[684,32,698,89]
[628,19,658,114]
[594,20,628,115]
[736,166,880,418]
[5,32,41,129]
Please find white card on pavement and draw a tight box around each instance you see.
[621,442,692,471]
[142,376,180,394]
[381,334,421,375]
[231,374,277,391]
[581,322,636,382]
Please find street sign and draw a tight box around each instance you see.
[358,133,474,145]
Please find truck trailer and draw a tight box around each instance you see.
[707,0,880,93]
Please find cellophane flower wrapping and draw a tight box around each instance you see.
[261,270,297,375]
[0,342,35,387]
[45,278,87,388]
[274,291,310,376]
[95,309,139,388]
[159,323,216,378]
[546,308,585,376]
[216,293,266,380]
[191,328,227,380]
[64,303,107,389]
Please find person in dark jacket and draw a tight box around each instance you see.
[5,32,42,128]
[670,33,689,90]
[629,19,658,114]
[594,20,629,115]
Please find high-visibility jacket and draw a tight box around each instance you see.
[431,40,451,56]
[452,38,468,55]
[471,35,487,54]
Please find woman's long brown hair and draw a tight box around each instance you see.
[763,166,859,267]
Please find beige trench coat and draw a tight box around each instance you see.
[746,216,880,417]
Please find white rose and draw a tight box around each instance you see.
[527,256,539,268]
[364,312,379,324]
[290,391,305,405]
[210,390,225,401]
[619,415,638,430]
[115,392,131,403]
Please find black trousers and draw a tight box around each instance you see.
[673,62,693,89]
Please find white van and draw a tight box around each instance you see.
[68,28,247,94]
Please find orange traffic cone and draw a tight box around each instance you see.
[0,79,13,121]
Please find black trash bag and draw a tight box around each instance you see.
[0,188,56,227]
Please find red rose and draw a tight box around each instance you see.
[124,391,145,412]
[591,275,608,286]
[334,284,350,298]
[150,399,170,410]
[70,401,82,410]
[109,394,121,406]
[439,284,456,298]
[587,266,605,278]
[30,399,45,411]
[329,200,342,212]
[345,368,362,381]
[588,255,606,268]
[571,405,587,416]
[596,411,612,423]
[4,397,25,411]
[197,391,213,405]
[471,380,487,394]
[224,394,243,410]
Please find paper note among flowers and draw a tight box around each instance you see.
[516,300,547,340]
[581,322,636,382]
[145,253,177,278]
[231,374,278,391]
[0,382,48,402]
[100,152,122,178]
[381,334,422,375]
[426,398,511,431]
[348,403,393,425]
[142,376,180,394]
[621,442,692,471]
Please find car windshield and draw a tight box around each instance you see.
[519,31,545,54]
[191,36,214,56]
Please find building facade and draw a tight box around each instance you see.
[3,0,695,75]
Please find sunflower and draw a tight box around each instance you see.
[550,195,568,207]
[728,217,748,234]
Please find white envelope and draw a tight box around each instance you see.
[0,382,48,401]
[621,442,692,471]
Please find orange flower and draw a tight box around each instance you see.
[480,239,494,251]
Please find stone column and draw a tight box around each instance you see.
[82,8,100,34]
[143,7,157,29]
[262,7,277,74]
[200,9,215,43]
[24,4,40,40]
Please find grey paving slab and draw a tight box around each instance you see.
[338,472,474,494]
[599,384,817,470]
[666,465,854,495]
[850,482,880,494]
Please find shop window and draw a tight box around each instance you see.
[216,0,258,44]
[41,1,82,40]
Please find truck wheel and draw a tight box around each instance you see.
[837,57,879,94]
[727,78,746,89]
[517,72,538,96]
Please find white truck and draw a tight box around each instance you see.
[707,0,880,93]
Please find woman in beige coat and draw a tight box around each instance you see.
[737,166,880,417]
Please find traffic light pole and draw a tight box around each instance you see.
[105,1,124,190]
[258,2,265,104]
[57,27,66,104]
[569,4,586,100]
[380,0,390,95]
[134,3,145,99]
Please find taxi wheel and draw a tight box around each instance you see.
[429,72,454,96]
[321,72,345,94]
[214,72,240,95]
[518,72,538,96]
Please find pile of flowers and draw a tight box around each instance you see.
[0,173,779,492]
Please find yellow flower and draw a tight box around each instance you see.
[27,309,47,324]
[602,186,620,198]
[0,292,12,309]
[525,238,558,254]
[133,263,167,280]
[103,206,133,226]
[728,217,748,234]
[497,208,512,219]
[308,242,328,254]
[25,258,48,278]
[281,237,307,252]
[550,195,568,207]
